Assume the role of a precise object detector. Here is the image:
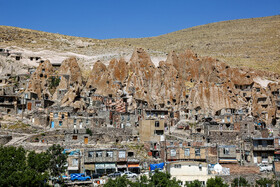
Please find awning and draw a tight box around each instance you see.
[219,159,238,163]
[117,164,127,168]
[84,164,95,170]
[128,164,139,168]
[68,166,79,170]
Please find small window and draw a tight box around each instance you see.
[119,151,126,158]
[223,148,230,155]
[72,158,78,166]
[61,114,64,119]
[185,148,190,156]
[59,121,62,126]
[96,151,102,157]
[195,148,200,156]
[155,121,160,127]
[128,152,134,157]
[72,135,78,140]
[170,149,176,157]
[174,164,181,168]
[54,113,58,118]
[88,151,94,157]
[179,142,182,147]
[106,151,113,157]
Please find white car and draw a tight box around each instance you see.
[122,171,137,178]
[259,163,273,172]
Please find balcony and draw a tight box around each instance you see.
[253,145,274,151]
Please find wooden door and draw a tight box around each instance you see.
[84,137,88,144]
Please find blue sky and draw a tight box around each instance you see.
[0,0,279,39]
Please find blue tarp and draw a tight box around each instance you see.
[150,162,165,171]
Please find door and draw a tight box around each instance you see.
[84,137,88,144]
[27,103,32,110]
[51,121,55,128]
[253,152,257,163]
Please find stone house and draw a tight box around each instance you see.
[139,119,165,142]
[252,137,274,164]
[84,148,128,175]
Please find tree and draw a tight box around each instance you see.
[185,180,203,187]
[104,169,182,187]
[46,144,68,178]
[149,170,181,187]
[0,146,50,187]
[256,178,273,187]
[232,177,249,187]
[207,177,228,187]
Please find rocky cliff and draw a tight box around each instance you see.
[27,48,280,125]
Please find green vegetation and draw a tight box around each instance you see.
[206,177,228,187]
[232,177,249,187]
[8,121,30,129]
[86,128,93,136]
[256,178,273,187]
[185,180,203,187]
[104,170,182,187]
[49,76,60,95]
[0,144,67,186]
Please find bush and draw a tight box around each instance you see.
[86,128,93,136]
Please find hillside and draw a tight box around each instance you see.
[0,15,279,73]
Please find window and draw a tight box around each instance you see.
[185,148,190,156]
[74,119,76,124]
[59,121,62,126]
[154,130,164,135]
[119,151,126,158]
[170,149,176,157]
[155,121,160,127]
[72,135,77,140]
[88,151,94,158]
[179,142,182,147]
[195,148,200,156]
[227,116,230,122]
[72,158,78,166]
[223,148,230,155]
[62,114,64,119]
[128,152,134,157]
[174,164,181,168]
[54,113,58,118]
[96,151,102,157]
[170,142,174,146]
[106,151,113,157]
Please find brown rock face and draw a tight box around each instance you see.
[27,60,54,99]
[27,48,280,126]
[53,57,83,101]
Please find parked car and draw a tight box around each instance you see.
[62,175,71,181]
[122,171,137,178]
[92,173,103,179]
[108,171,123,178]
[259,163,273,172]
[70,173,91,181]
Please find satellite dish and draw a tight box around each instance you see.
[214,163,223,173]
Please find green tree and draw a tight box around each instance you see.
[149,169,181,187]
[0,146,50,187]
[47,144,68,178]
[232,177,249,187]
[185,180,203,187]
[104,170,182,187]
[104,176,132,187]
[256,178,273,187]
[207,177,228,187]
